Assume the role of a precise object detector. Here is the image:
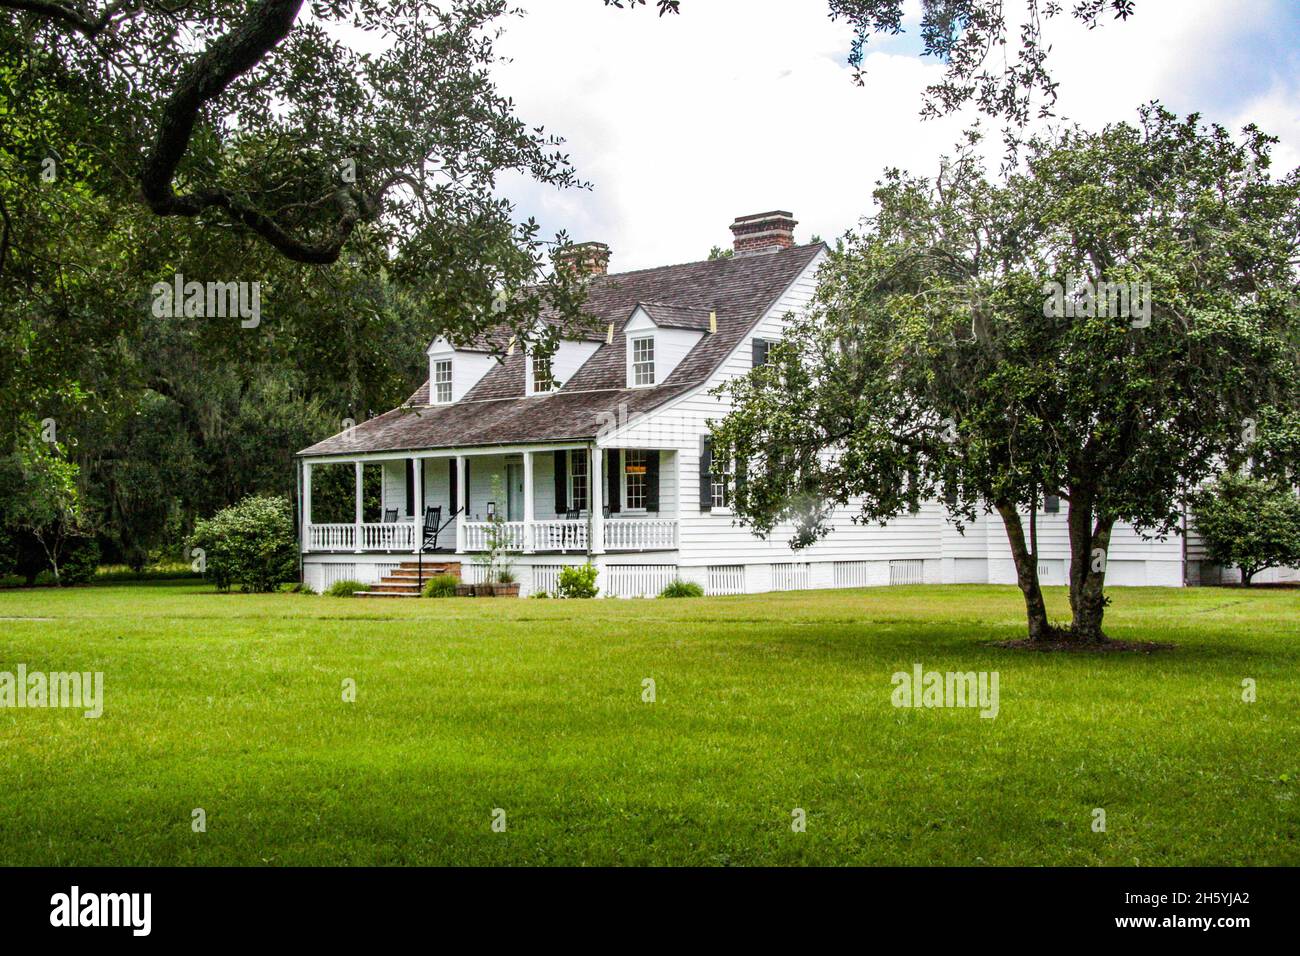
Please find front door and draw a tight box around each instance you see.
[505,462,524,521]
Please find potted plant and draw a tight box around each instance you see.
[471,477,521,597]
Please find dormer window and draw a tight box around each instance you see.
[631,336,655,386]
[530,354,556,394]
[432,359,453,404]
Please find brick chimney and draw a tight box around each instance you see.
[730,211,797,256]
[555,241,611,278]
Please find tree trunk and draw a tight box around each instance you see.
[1066,490,1113,643]
[995,502,1052,641]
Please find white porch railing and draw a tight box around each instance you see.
[307,518,679,553]
[462,521,526,551]
[531,519,588,552]
[603,518,677,550]
[361,522,416,551]
[307,522,415,551]
[308,523,357,550]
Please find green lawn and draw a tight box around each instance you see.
[0,581,1296,866]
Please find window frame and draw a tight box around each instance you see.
[622,449,648,512]
[567,449,589,512]
[530,353,556,395]
[630,336,655,387]
[710,456,731,511]
[432,358,453,404]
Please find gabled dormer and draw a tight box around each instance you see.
[525,338,601,396]
[426,337,495,405]
[623,302,711,388]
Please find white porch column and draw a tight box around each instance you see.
[455,454,467,554]
[589,444,605,555]
[411,457,423,554]
[302,461,313,551]
[353,461,364,553]
[523,450,535,554]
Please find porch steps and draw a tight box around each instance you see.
[354,561,462,599]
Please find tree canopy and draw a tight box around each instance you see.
[713,105,1300,642]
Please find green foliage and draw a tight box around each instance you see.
[324,580,369,598]
[715,106,1300,641]
[188,496,297,593]
[422,575,460,598]
[59,539,100,586]
[659,579,704,598]
[1193,474,1300,586]
[557,564,599,599]
[0,431,92,583]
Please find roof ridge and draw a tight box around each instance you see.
[597,241,824,280]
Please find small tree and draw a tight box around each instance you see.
[1193,474,1300,587]
[0,438,92,584]
[188,495,297,593]
[472,476,518,586]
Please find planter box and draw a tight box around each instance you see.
[455,583,520,598]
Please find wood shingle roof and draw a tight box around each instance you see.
[299,242,823,456]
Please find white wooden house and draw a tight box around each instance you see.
[297,210,1194,597]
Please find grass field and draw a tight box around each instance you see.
[1,581,1297,866]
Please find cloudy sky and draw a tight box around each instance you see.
[486,0,1300,272]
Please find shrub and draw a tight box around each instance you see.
[59,538,100,586]
[1192,473,1300,586]
[324,579,368,597]
[188,495,297,593]
[557,563,599,599]
[659,579,704,598]
[529,590,552,599]
[279,581,316,595]
[422,574,460,598]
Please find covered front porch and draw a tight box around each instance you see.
[299,443,679,555]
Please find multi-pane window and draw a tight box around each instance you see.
[631,337,655,386]
[624,450,647,510]
[531,354,555,394]
[568,450,588,511]
[711,458,730,509]
[433,359,453,404]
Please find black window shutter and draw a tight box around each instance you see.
[734,453,746,504]
[1044,494,1060,514]
[553,450,567,513]
[752,338,769,368]
[405,459,415,516]
[463,459,471,515]
[645,451,660,512]
[699,437,713,512]
[605,449,620,513]
[448,458,457,513]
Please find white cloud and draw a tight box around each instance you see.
[492,0,1299,271]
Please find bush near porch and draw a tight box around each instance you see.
[0,582,1296,866]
